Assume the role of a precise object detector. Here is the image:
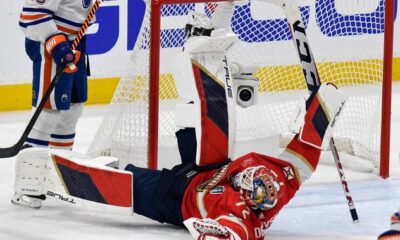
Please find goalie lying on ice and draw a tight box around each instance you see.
[11,82,348,240]
[11,4,348,240]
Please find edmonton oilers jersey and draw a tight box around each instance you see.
[19,0,95,42]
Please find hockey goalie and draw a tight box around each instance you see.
[11,2,348,240]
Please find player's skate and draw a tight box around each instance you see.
[11,148,48,209]
[378,212,400,240]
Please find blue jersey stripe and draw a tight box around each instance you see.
[26,138,49,146]
[51,133,76,139]
[22,7,54,15]
[19,16,53,28]
[54,15,82,28]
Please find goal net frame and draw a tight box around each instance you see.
[91,0,395,178]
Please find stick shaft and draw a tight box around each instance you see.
[280,0,359,222]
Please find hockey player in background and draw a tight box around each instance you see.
[11,2,348,239]
[378,211,400,240]
[13,0,95,206]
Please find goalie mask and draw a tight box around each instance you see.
[233,166,281,211]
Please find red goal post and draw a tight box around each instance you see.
[147,0,233,170]
[148,0,394,177]
[380,0,395,178]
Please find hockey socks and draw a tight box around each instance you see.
[49,133,75,149]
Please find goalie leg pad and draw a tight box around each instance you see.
[50,103,84,149]
[14,148,133,214]
[299,83,348,150]
[47,150,133,213]
[184,218,240,240]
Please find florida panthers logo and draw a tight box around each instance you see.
[82,0,92,9]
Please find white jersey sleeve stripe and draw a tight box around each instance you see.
[19,16,53,28]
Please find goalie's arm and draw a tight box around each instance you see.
[278,84,348,184]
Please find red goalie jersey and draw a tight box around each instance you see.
[182,136,321,240]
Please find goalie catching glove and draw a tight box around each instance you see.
[184,218,240,240]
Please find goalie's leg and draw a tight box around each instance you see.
[125,164,190,226]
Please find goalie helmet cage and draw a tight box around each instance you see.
[88,0,394,178]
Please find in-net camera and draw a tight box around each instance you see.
[230,62,260,108]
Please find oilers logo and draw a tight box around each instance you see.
[61,94,69,103]
[82,0,92,9]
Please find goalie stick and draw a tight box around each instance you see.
[0,0,103,158]
[274,0,359,223]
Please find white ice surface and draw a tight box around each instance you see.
[0,85,399,240]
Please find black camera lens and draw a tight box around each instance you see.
[239,88,252,102]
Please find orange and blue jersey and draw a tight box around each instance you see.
[19,0,93,110]
[25,37,87,110]
[19,0,95,42]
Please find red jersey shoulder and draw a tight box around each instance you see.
[232,153,300,186]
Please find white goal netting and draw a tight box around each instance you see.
[88,0,389,172]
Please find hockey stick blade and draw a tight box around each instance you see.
[0,66,65,158]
